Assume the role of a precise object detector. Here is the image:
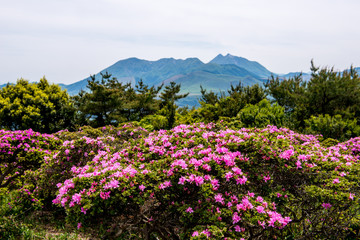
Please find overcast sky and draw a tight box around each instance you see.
[1,0,360,84]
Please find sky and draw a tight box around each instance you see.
[1,0,360,84]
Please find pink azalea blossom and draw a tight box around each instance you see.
[192,231,199,236]
[256,205,266,214]
[349,193,355,200]
[139,184,145,191]
[186,207,194,213]
[263,175,271,182]
[322,202,332,209]
[214,193,225,205]
[232,212,241,224]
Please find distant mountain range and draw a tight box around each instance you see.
[3,54,359,106]
[59,54,271,96]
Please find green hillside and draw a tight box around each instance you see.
[57,54,269,103]
[210,53,272,78]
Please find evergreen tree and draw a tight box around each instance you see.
[265,61,360,132]
[159,82,189,129]
[132,79,163,121]
[73,72,130,127]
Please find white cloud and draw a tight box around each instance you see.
[1,0,360,83]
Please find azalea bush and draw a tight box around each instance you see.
[23,123,149,210]
[43,123,360,239]
[0,129,60,189]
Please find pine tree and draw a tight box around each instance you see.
[159,82,189,129]
[73,72,130,127]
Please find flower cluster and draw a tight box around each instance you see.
[49,123,360,239]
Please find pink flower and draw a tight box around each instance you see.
[349,193,355,200]
[100,191,111,200]
[211,179,219,189]
[333,178,340,184]
[159,181,172,189]
[81,207,87,214]
[103,179,119,189]
[279,149,294,160]
[232,212,241,224]
[263,175,271,182]
[214,193,224,205]
[194,176,204,186]
[225,172,233,181]
[192,231,199,237]
[258,220,266,228]
[256,196,264,202]
[247,191,255,198]
[186,207,194,213]
[236,176,247,185]
[139,184,145,191]
[201,229,211,237]
[72,193,82,204]
[202,164,211,171]
[322,202,332,209]
[178,176,186,185]
[77,222,82,229]
[256,205,266,214]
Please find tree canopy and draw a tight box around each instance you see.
[0,78,75,133]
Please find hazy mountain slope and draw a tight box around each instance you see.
[59,55,268,98]
[163,70,264,95]
[210,54,272,78]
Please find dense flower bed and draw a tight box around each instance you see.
[49,124,360,239]
[1,123,360,239]
[0,129,60,188]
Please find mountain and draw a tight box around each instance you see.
[278,72,311,81]
[4,54,358,107]
[60,55,269,98]
[210,54,272,78]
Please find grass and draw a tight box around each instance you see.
[0,210,94,240]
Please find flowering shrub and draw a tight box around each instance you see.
[49,123,360,239]
[26,123,149,209]
[0,129,60,189]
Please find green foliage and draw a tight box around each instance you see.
[265,74,306,113]
[305,114,360,141]
[198,82,267,122]
[127,79,163,121]
[159,81,189,129]
[0,78,75,133]
[73,72,131,127]
[265,62,360,136]
[307,62,360,118]
[139,114,168,131]
[237,99,285,128]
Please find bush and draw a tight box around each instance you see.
[26,123,149,210]
[49,123,360,239]
[237,99,285,128]
[139,114,168,131]
[305,114,360,141]
[0,129,60,189]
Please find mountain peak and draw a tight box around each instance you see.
[210,54,272,78]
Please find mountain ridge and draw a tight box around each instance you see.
[2,55,359,107]
[61,54,272,97]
